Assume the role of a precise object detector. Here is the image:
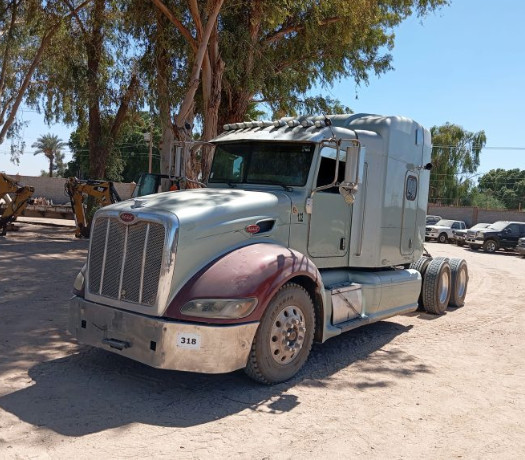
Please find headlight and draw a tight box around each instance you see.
[181,298,258,319]
[476,231,484,238]
[73,263,87,296]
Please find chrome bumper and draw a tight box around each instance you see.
[465,238,483,245]
[69,296,259,374]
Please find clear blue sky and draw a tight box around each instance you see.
[1,0,524,177]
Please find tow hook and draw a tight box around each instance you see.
[102,338,131,350]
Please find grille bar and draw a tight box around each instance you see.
[99,219,110,295]
[117,224,129,301]
[139,223,150,304]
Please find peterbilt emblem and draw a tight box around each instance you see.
[120,212,135,223]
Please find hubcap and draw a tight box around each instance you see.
[270,305,306,365]
[439,270,450,304]
[487,241,496,252]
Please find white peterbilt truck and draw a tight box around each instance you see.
[69,113,469,384]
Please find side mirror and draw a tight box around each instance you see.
[339,143,360,204]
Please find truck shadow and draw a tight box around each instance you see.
[0,321,429,436]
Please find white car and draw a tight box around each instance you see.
[425,219,466,243]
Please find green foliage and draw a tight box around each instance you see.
[429,123,486,205]
[477,169,525,210]
[65,113,160,182]
[469,189,506,210]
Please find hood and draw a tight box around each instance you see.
[107,188,292,237]
[427,225,450,230]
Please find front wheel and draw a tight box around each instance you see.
[483,239,498,253]
[245,283,315,384]
[438,233,448,244]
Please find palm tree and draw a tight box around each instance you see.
[32,134,68,177]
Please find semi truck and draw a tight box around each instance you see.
[69,113,468,384]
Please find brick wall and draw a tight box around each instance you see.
[9,175,136,204]
[428,205,525,227]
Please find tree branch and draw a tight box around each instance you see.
[263,17,341,46]
[150,0,198,53]
[175,0,224,130]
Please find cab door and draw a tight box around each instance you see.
[307,145,350,258]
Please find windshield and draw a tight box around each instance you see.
[209,142,315,187]
[487,221,508,231]
[435,219,455,227]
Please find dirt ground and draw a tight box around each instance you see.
[1,223,524,459]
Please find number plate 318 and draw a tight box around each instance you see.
[176,332,201,349]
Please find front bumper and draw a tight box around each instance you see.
[466,238,484,246]
[425,231,439,239]
[69,296,259,374]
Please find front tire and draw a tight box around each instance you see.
[245,283,315,384]
[438,232,448,244]
[483,239,498,253]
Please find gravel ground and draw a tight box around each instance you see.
[0,223,524,459]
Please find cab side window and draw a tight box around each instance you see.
[316,156,345,192]
[506,224,520,235]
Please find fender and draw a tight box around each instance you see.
[164,243,323,324]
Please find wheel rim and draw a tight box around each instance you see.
[439,270,450,304]
[270,305,306,365]
[456,266,467,298]
[486,241,496,252]
[439,235,446,243]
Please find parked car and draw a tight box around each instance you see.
[466,221,525,253]
[452,223,490,246]
[426,215,442,225]
[426,219,466,243]
[517,237,525,257]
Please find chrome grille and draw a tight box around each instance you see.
[88,217,166,306]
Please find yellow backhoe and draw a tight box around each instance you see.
[0,173,35,236]
[65,177,121,238]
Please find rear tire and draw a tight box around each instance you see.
[410,257,431,309]
[449,258,468,307]
[422,258,451,315]
[245,283,315,384]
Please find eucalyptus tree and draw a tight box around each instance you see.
[429,123,486,205]
[132,0,448,184]
[218,0,449,126]
[31,133,67,177]
[0,0,90,164]
[30,0,144,180]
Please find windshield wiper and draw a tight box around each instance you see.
[253,180,293,192]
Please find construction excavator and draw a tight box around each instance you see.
[65,177,121,238]
[0,173,35,236]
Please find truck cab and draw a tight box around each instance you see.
[69,113,468,383]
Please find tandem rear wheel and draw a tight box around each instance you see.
[413,256,469,314]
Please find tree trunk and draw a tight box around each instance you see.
[87,0,105,179]
[155,9,174,191]
[201,20,224,181]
